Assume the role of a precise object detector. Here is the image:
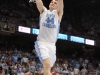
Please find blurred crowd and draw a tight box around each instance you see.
[0,0,100,40]
[0,36,100,75]
[0,46,100,75]
[0,0,100,75]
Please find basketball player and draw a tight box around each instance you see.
[41,64,59,75]
[29,0,64,75]
[51,64,59,75]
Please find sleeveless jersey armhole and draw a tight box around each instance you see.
[40,7,47,17]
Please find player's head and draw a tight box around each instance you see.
[49,0,58,10]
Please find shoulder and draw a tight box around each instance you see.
[40,7,48,15]
[53,10,63,22]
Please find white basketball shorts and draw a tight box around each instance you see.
[34,41,56,67]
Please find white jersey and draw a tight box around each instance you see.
[37,8,60,43]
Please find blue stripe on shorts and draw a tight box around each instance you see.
[35,41,43,63]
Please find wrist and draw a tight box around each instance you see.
[35,0,41,3]
[29,0,36,3]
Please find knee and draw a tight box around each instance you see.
[43,59,51,69]
[45,62,51,68]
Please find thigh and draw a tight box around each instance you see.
[35,41,50,63]
[43,58,51,68]
[49,45,56,67]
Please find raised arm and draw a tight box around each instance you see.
[57,0,64,21]
[29,0,45,14]
[35,0,46,14]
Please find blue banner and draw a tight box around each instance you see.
[58,33,68,40]
[32,28,39,35]
[32,28,68,40]
[70,36,85,44]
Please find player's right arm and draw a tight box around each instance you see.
[35,0,45,14]
[29,0,45,14]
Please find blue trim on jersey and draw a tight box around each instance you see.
[39,16,41,26]
[35,41,43,63]
[56,20,60,42]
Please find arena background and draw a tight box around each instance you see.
[0,0,100,75]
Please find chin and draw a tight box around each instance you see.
[50,7,55,10]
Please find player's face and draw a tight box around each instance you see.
[49,0,58,10]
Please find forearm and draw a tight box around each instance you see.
[35,0,42,3]
[29,0,44,13]
[57,0,64,21]
[58,0,64,13]
[35,0,44,13]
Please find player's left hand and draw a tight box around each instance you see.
[29,0,36,3]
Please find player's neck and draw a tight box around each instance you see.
[49,9,53,11]
[49,8,56,11]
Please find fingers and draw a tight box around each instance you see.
[29,0,33,3]
[29,0,36,3]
